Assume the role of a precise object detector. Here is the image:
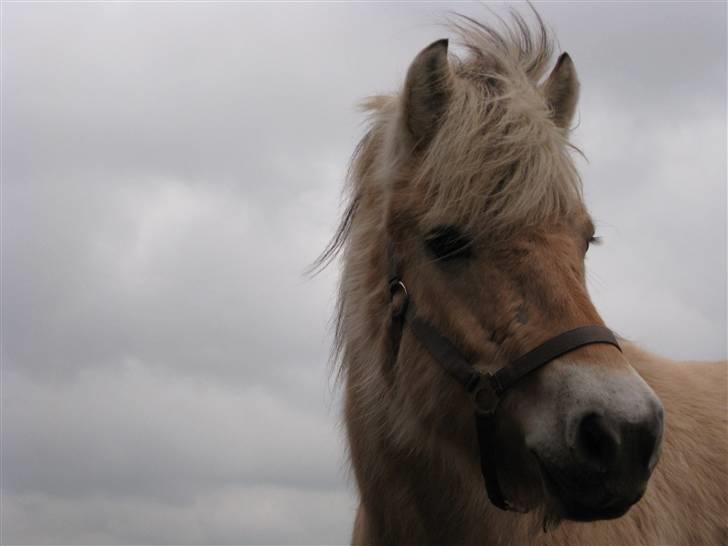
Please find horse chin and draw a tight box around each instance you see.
[535,456,638,524]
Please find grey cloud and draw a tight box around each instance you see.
[4,487,354,545]
[3,367,346,501]
[3,173,340,388]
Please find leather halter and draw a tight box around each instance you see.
[388,277,621,511]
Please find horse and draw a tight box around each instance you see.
[316,11,727,546]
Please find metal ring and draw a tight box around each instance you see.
[392,280,408,298]
[472,375,500,416]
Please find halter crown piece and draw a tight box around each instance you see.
[387,274,621,511]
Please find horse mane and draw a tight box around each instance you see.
[314,9,585,375]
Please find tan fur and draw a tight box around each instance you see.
[320,10,728,546]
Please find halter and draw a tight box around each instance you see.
[388,275,621,511]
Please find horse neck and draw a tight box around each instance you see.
[346,339,525,542]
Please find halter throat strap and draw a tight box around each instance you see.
[389,277,621,511]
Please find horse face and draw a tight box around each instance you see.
[465,221,665,522]
[388,38,664,523]
[390,205,664,522]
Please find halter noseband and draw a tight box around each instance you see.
[388,276,621,511]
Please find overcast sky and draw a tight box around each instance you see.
[1,2,725,545]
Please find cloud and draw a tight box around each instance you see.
[2,360,354,544]
[4,487,353,545]
[3,364,346,501]
[2,171,341,387]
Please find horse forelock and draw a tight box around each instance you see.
[408,10,584,238]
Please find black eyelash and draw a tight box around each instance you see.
[586,235,602,250]
[425,225,473,261]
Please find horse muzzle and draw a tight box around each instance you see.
[533,401,664,522]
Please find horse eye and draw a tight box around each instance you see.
[425,225,473,261]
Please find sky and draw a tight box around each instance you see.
[1,2,725,545]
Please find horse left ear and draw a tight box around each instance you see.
[401,39,453,148]
[541,52,580,130]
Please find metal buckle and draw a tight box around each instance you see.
[472,374,500,416]
[389,279,409,319]
[389,279,408,299]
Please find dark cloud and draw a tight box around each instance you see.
[2,2,725,544]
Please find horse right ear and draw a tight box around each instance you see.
[541,52,580,130]
[401,39,453,148]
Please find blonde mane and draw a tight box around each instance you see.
[413,12,582,235]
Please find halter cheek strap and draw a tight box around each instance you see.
[389,278,621,511]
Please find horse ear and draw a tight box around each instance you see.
[402,39,453,147]
[542,52,580,130]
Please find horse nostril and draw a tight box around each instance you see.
[568,406,663,479]
[573,413,619,473]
